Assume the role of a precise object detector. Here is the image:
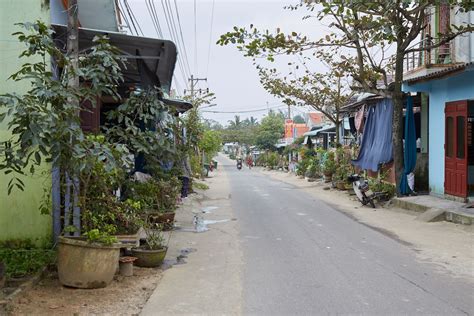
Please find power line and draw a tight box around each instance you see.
[202,105,287,114]
[121,0,139,35]
[172,0,192,77]
[193,0,198,75]
[124,0,144,36]
[159,0,188,87]
[206,0,215,77]
[163,0,190,79]
[117,0,132,34]
[146,0,163,38]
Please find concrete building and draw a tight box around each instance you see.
[0,0,52,247]
[403,4,474,200]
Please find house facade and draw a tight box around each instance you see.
[0,0,185,245]
[0,0,53,247]
[403,5,474,200]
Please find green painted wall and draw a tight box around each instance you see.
[0,0,52,247]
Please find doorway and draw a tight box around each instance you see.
[444,100,474,198]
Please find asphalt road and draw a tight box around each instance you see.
[225,160,474,315]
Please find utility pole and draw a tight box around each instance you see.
[186,74,208,101]
[288,104,291,120]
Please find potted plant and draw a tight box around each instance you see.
[58,145,130,289]
[322,152,336,182]
[132,223,169,267]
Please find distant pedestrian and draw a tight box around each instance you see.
[180,155,192,198]
[246,156,253,169]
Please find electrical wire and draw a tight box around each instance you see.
[124,0,144,36]
[193,0,198,75]
[172,0,192,77]
[163,0,189,78]
[146,0,163,38]
[202,104,287,114]
[205,0,215,77]
[159,0,190,88]
[122,0,139,35]
[117,0,133,34]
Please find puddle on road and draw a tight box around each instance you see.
[162,248,197,270]
[194,215,233,233]
[201,206,219,214]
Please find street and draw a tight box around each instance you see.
[142,155,474,315]
[227,157,473,315]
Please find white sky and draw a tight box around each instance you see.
[127,0,330,125]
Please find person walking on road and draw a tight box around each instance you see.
[180,155,192,198]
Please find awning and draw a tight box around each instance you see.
[163,98,193,114]
[52,24,177,94]
[303,125,335,137]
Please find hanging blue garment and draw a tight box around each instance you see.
[399,96,417,195]
[352,98,393,172]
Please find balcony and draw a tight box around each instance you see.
[403,39,456,81]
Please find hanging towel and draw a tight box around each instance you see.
[352,99,393,172]
[355,104,365,133]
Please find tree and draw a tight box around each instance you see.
[257,55,353,143]
[218,1,474,193]
[292,115,305,124]
[255,110,285,150]
[243,116,259,127]
[199,130,222,161]
[227,115,242,129]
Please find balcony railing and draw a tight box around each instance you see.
[403,38,452,73]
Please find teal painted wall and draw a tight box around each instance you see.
[0,0,52,247]
[403,68,474,196]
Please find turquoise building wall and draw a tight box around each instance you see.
[403,68,474,196]
[0,0,52,247]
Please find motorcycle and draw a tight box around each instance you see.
[236,159,243,170]
[347,174,387,208]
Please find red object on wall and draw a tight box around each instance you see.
[445,100,468,198]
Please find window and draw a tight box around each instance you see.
[457,116,465,159]
[446,117,454,157]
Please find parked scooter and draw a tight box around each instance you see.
[347,174,377,208]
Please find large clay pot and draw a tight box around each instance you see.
[57,237,121,289]
[131,246,168,268]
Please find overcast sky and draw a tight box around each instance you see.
[127,0,329,125]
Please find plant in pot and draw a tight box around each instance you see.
[322,152,336,182]
[149,177,181,230]
[132,222,169,267]
[304,158,320,181]
[0,23,130,289]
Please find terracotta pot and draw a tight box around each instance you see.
[336,181,347,190]
[131,246,168,268]
[148,212,175,230]
[57,237,121,289]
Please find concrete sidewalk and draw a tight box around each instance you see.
[392,195,474,225]
[140,155,243,315]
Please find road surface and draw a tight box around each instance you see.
[226,159,473,315]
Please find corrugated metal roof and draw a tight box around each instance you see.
[404,62,473,84]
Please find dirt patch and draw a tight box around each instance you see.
[7,267,162,315]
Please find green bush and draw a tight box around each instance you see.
[0,248,56,278]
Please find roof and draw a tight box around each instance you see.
[308,112,324,124]
[52,24,177,94]
[340,95,385,114]
[304,124,336,137]
[163,98,193,113]
[404,62,474,85]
